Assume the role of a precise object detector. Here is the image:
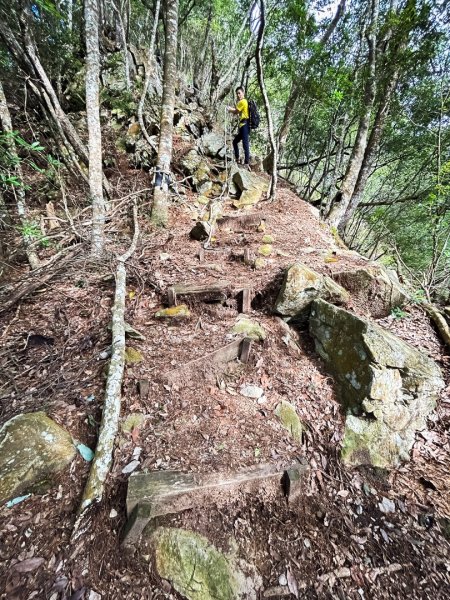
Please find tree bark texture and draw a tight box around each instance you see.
[85,0,106,256]
[255,0,277,201]
[327,0,379,230]
[151,0,179,227]
[0,81,40,270]
[111,0,131,90]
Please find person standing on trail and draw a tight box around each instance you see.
[228,86,250,170]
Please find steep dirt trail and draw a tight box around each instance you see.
[0,180,449,599]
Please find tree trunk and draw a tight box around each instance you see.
[268,0,346,167]
[340,67,401,232]
[85,0,106,256]
[151,0,179,227]
[137,0,161,150]
[111,0,131,90]
[0,81,40,270]
[255,0,277,201]
[326,0,379,230]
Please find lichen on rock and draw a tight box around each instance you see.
[274,401,303,442]
[0,412,76,503]
[231,316,266,341]
[152,527,261,600]
[309,299,444,468]
[275,263,349,319]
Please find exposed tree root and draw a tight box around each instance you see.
[424,303,450,348]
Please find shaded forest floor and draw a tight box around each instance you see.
[1,171,450,599]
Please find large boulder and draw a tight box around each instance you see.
[275,263,349,319]
[152,527,261,600]
[0,412,76,503]
[231,167,269,208]
[332,265,408,318]
[199,132,227,158]
[309,300,444,468]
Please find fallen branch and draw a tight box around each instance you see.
[423,303,450,348]
[72,202,139,542]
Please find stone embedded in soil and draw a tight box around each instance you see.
[240,384,264,399]
[274,401,303,442]
[262,234,274,243]
[125,347,144,364]
[258,244,272,257]
[122,413,145,434]
[309,299,444,468]
[231,167,268,208]
[231,316,266,341]
[151,527,261,600]
[275,263,349,319]
[254,258,266,270]
[190,221,211,241]
[0,412,76,503]
[332,265,408,318]
[155,305,191,318]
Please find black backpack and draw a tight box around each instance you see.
[248,99,260,130]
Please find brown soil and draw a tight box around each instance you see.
[1,174,449,600]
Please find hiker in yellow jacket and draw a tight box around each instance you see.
[228,86,250,169]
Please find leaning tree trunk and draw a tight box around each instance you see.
[151,0,179,227]
[255,0,277,201]
[0,81,40,270]
[266,0,346,170]
[326,0,379,231]
[85,0,106,255]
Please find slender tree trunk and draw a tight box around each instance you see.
[137,0,161,150]
[326,0,379,230]
[151,0,179,227]
[269,0,346,167]
[85,0,106,255]
[111,0,131,90]
[193,5,212,100]
[255,0,277,200]
[0,81,40,270]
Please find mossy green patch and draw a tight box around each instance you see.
[232,317,266,341]
[152,528,239,600]
[254,258,266,270]
[262,234,274,243]
[274,401,302,442]
[258,244,272,257]
[155,305,191,318]
[125,347,143,364]
[122,413,145,434]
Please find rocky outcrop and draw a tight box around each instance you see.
[309,300,444,468]
[0,412,76,503]
[275,263,349,319]
[231,167,269,208]
[199,131,227,158]
[333,265,408,318]
[152,527,261,600]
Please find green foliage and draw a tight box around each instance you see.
[17,221,50,249]
[391,307,408,320]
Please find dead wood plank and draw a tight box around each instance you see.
[124,460,308,545]
[243,248,252,265]
[240,338,252,364]
[167,287,177,306]
[241,288,253,313]
[171,280,230,295]
[218,213,265,230]
[164,338,244,384]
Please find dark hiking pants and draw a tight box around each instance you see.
[233,121,250,164]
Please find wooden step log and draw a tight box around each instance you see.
[218,213,265,231]
[122,459,308,546]
[164,337,251,385]
[167,280,230,306]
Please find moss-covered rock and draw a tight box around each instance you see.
[333,265,408,318]
[152,528,260,600]
[125,347,144,364]
[274,401,302,442]
[309,299,444,468]
[231,316,266,341]
[258,244,272,257]
[262,234,274,243]
[275,263,349,319]
[254,258,266,270]
[231,168,268,208]
[155,305,191,318]
[0,412,76,503]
